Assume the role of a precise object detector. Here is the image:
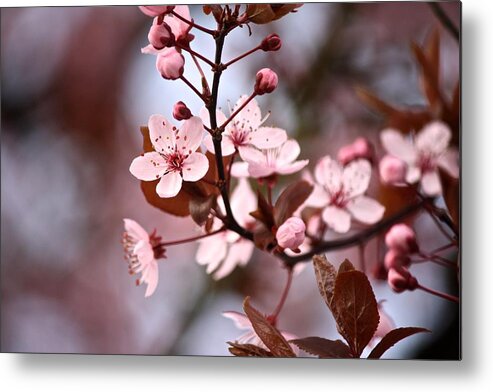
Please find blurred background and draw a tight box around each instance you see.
[1,2,460,357]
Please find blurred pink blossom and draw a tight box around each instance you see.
[385,223,418,254]
[337,137,374,165]
[379,154,408,185]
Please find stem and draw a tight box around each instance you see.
[359,243,366,274]
[226,150,238,193]
[223,45,262,68]
[179,75,205,102]
[267,182,273,206]
[171,10,217,36]
[161,227,225,247]
[219,92,257,130]
[431,242,458,254]
[178,44,216,68]
[271,267,294,320]
[428,2,460,43]
[424,205,455,242]
[417,284,459,303]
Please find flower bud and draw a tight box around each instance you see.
[337,137,374,165]
[384,249,411,270]
[387,267,418,293]
[276,217,306,251]
[261,34,282,52]
[139,5,175,17]
[173,101,192,121]
[148,20,174,50]
[156,48,184,80]
[385,223,419,255]
[379,155,407,185]
[254,68,278,95]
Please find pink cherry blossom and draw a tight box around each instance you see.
[379,154,408,185]
[231,139,309,179]
[156,48,184,80]
[337,137,374,165]
[384,248,411,270]
[223,311,299,354]
[200,95,287,159]
[139,5,175,18]
[385,223,418,254]
[129,115,208,198]
[147,18,174,50]
[276,217,306,251]
[173,101,192,121]
[122,219,164,297]
[380,121,459,196]
[305,156,385,233]
[254,68,278,95]
[196,178,256,280]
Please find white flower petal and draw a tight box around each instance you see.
[238,145,265,164]
[196,236,227,266]
[346,196,385,225]
[143,261,159,298]
[420,170,442,196]
[381,129,416,163]
[276,159,309,175]
[437,147,459,178]
[416,121,452,156]
[156,171,183,198]
[222,311,252,330]
[123,219,149,242]
[230,178,256,227]
[148,114,176,154]
[134,240,155,266]
[182,152,209,182]
[276,139,301,165]
[314,156,343,195]
[176,116,204,153]
[406,165,421,184]
[343,159,372,198]
[322,206,351,233]
[232,95,262,131]
[230,162,250,178]
[129,152,167,181]
[213,240,254,280]
[304,184,330,208]
[250,126,287,149]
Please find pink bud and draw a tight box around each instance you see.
[156,48,184,80]
[387,267,418,293]
[254,68,278,95]
[148,20,174,50]
[261,34,282,52]
[139,6,175,17]
[385,223,419,255]
[379,155,407,185]
[384,249,411,270]
[337,137,374,165]
[276,217,306,251]
[173,101,192,121]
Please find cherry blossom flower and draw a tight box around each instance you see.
[276,217,306,251]
[254,68,278,95]
[139,5,175,18]
[379,154,407,185]
[195,178,256,280]
[305,156,385,233]
[223,311,299,354]
[231,139,309,179]
[122,219,165,297]
[380,121,459,196]
[385,223,418,254]
[337,137,374,165]
[129,115,208,198]
[200,95,287,158]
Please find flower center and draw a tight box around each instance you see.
[417,152,437,173]
[230,128,249,147]
[329,187,348,208]
[164,150,186,172]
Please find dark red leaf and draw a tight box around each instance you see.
[338,259,356,274]
[438,168,460,229]
[252,223,276,251]
[227,341,274,357]
[274,180,313,225]
[312,255,337,311]
[189,194,216,226]
[290,337,352,358]
[250,189,275,229]
[367,327,430,359]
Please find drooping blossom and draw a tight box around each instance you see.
[147,17,174,50]
[276,217,306,251]
[305,156,385,233]
[129,115,208,198]
[231,139,309,179]
[200,95,287,159]
[122,219,165,297]
[223,311,299,354]
[195,178,256,280]
[380,121,459,196]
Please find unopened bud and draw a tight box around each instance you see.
[385,223,419,255]
[139,5,175,17]
[379,155,407,185]
[254,68,278,95]
[156,48,184,80]
[261,34,282,52]
[148,19,174,50]
[276,217,306,251]
[387,267,418,293]
[384,249,411,270]
[173,101,192,121]
[338,137,374,165]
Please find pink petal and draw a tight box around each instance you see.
[203,132,235,156]
[232,95,262,131]
[420,170,442,196]
[123,219,149,242]
[437,147,459,178]
[134,240,154,266]
[148,114,176,154]
[230,178,256,227]
[230,162,250,178]
[176,116,204,153]
[314,156,342,195]
[196,236,228,266]
[406,166,421,184]
[200,107,228,129]
[346,196,385,224]
[322,206,351,233]
[416,121,452,155]
[143,261,159,298]
[222,311,252,330]
[343,159,372,198]
[156,171,183,198]
[164,5,191,40]
[129,152,167,181]
[238,145,265,164]
[213,241,254,280]
[380,129,416,163]
[141,44,163,55]
[248,163,275,178]
[276,139,301,164]
[304,184,330,208]
[182,152,209,182]
[250,126,287,149]
[276,159,309,175]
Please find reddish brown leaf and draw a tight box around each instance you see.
[250,189,275,229]
[290,337,352,358]
[331,270,379,357]
[189,194,216,226]
[338,259,355,274]
[243,297,296,358]
[227,341,274,357]
[312,255,337,310]
[439,168,460,229]
[253,223,276,251]
[274,180,313,225]
[246,4,302,24]
[367,327,430,359]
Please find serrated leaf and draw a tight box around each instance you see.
[331,270,379,357]
[189,194,216,226]
[290,337,352,358]
[246,4,301,24]
[338,259,356,274]
[243,297,296,358]
[227,341,274,357]
[312,255,337,310]
[367,327,430,359]
[274,180,313,225]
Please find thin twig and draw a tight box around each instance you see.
[428,2,460,42]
